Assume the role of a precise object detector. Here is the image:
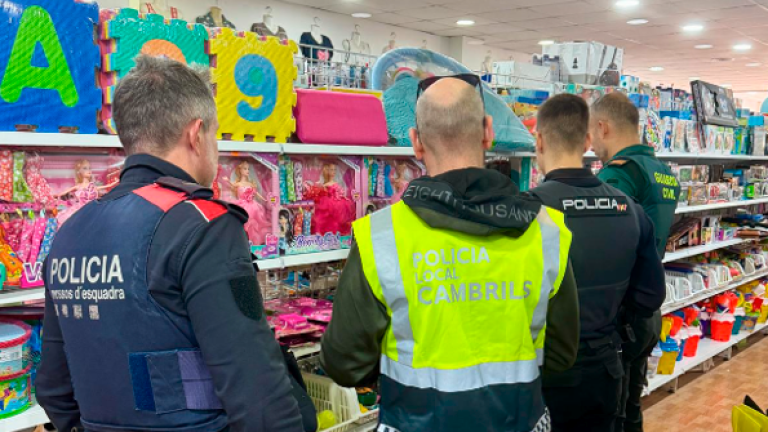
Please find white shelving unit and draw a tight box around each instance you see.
[0,289,45,307]
[258,249,350,271]
[645,323,768,395]
[676,197,768,214]
[662,238,752,263]
[0,402,48,432]
[662,269,768,315]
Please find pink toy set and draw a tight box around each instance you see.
[362,157,425,215]
[0,150,124,290]
[215,154,280,259]
[264,298,333,343]
[277,155,361,255]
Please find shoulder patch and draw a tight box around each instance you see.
[187,199,228,223]
[134,184,187,212]
[608,159,629,167]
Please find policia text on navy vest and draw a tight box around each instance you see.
[414,248,532,305]
[48,255,126,308]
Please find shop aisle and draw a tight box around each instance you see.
[643,334,768,432]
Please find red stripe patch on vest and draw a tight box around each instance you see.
[134,184,187,212]
[187,200,227,223]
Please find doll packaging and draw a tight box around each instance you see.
[362,157,425,215]
[215,153,280,259]
[277,155,361,255]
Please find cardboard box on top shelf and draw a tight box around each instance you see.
[542,41,623,86]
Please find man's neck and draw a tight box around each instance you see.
[605,137,640,161]
[544,154,584,174]
[427,160,484,177]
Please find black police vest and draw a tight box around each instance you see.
[532,180,641,341]
[45,181,228,432]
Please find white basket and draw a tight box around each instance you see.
[688,272,706,294]
[674,277,693,300]
[302,373,379,432]
[664,283,677,305]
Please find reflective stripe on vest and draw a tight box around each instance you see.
[356,202,572,393]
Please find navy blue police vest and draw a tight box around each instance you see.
[45,178,229,432]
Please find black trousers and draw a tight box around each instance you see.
[616,311,661,432]
[544,342,623,432]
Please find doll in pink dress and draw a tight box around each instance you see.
[304,163,355,236]
[57,160,116,225]
[227,161,271,245]
[390,161,411,203]
[24,154,55,208]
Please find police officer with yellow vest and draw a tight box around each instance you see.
[530,95,666,431]
[321,75,580,432]
[590,93,681,432]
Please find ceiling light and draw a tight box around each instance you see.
[538,40,555,46]
[748,91,760,95]
[627,18,649,25]
[747,62,762,67]
[351,12,371,18]
[722,83,732,88]
[682,23,704,32]
[456,19,475,26]
[650,66,664,71]
[695,44,713,49]
[615,0,639,8]
[689,76,700,80]
[733,43,752,51]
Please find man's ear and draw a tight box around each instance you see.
[536,131,544,154]
[482,115,494,150]
[187,119,205,156]
[584,131,593,154]
[410,128,425,161]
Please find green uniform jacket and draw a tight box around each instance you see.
[598,144,680,256]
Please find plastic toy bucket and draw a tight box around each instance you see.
[0,320,31,377]
[0,365,32,419]
[759,306,768,324]
[732,316,745,335]
[657,351,677,375]
[711,320,734,342]
[684,335,700,357]
[743,314,758,332]
[676,339,687,361]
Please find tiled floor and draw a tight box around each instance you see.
[643,333,768,432]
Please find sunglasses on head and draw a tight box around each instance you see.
[416,73,485,105]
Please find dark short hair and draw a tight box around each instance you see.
[537,93,589,153]
[113,56,216,156]
[591,92,640,135]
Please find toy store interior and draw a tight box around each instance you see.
[2,0,768,431]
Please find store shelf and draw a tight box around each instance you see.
[257,249,351,271]
[0,402,47,432]
[218,141,281,153]
[645,323,768,395]
[289,343,322,359]
[0,289,45,306]
[661,269,768,315]
[662,238,752,263]
[676,197,768,214]
[282,143,414,156]
[0,131,121,149]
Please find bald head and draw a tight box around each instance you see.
[415,77,486,153]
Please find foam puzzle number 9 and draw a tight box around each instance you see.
[209,29,298,142]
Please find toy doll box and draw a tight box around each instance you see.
[278,156,361,256]
[216,153,280,260]
[361,157,425,215]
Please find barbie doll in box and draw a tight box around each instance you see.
[228,161,271,245]
[304,162,355,236]
[57,160,116,225]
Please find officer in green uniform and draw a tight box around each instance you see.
[590,92,680,432]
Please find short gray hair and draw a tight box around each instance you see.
[415,82,485,152]
[113,55,217,155]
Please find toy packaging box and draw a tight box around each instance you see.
[277,155,361,255]
[362,157,425,215]
[215,153,280,259]
[542,41,623,86]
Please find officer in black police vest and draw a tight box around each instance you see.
[530,94,666,431]
[36,56,314,432]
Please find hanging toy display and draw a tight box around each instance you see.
[362,157,425,215]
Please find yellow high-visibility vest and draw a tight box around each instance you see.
[354,201,571,431]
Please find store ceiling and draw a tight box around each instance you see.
[283,0,768,94]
